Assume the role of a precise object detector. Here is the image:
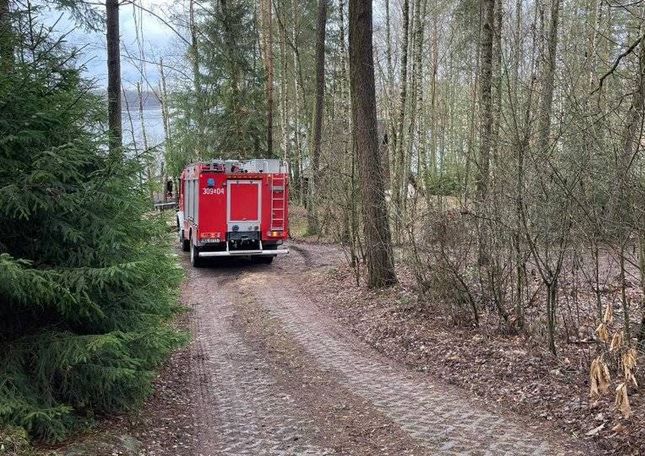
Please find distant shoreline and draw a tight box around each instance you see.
[95,89,163,111]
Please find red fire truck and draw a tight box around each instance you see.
[177,159,289,267]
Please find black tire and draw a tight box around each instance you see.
[190,239,203,267]
[178,218,190,252]
[254,255,274,265]
[180,230,190,252]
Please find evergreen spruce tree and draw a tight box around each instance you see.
[0,8,184,442]
[166,0,267,172]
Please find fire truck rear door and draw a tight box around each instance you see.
[226,179,261,232]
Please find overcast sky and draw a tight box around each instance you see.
[44,0,187,89]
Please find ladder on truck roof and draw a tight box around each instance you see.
[270,174,287,231]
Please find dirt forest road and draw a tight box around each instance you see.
[178,241,582,456]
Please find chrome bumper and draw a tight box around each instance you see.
[198,248,289,257]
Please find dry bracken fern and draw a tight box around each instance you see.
[603,303,613,324]
[622,348,638,385]
[595,322,610,343]
[589,356,611,398]
[614,383,632,419]
[609,332,623,351]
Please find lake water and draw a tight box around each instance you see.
[122,108,166,156]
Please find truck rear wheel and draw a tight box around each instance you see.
[178,217,190,252]
[180,230,190,252]
[190,239,203,267]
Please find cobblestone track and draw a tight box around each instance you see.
[181,242,585,455]
[236,252,577,456]
[186,266,332,456]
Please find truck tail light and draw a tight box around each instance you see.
[200,232,222,242]
[267,230,283,237]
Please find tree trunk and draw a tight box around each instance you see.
[462,9,480,207]
[307,0,328,235]
[259,0,274,157]
[385,0,393,89]
[136,83,149,153]
[392,0,410,241]
[476,0,495,273]
[189,0,204,156]
[547,278,558,355]
[278,11,289,162]
[122,87,141,185]
[512,0,540,329]
[536,0,560,158]
[290,0,305,205]
[159,58,171,143]
[348,0,397,288]
[407,0,425,197]
[620,246,631,343]
[536,0,561,354]
[137,82,154,204]
[491,0,502,165]
[639,231,645,349]
[383,0,394,187]
[266,0,273,158]
[619,33,645,345]
[476,0,494,206]
[220,0,243,153]
[0,0,12,74]
[106,0,122,159]
[338,0,349,121]
[629,15,645,351]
